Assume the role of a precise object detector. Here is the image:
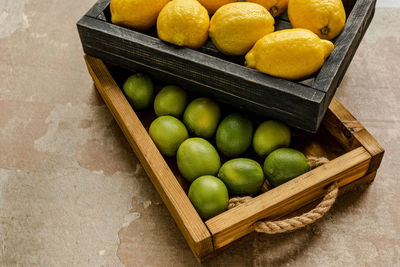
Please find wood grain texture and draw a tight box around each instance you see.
[83,55,213,260]
[205,147,371,249]
[200,170,377,261]
[314,0,376,127]
[324,97,384,173]
[77,15,325,132]
[84,0,110,19]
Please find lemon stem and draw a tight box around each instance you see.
[269,6,278,17]
[320,26,330,36]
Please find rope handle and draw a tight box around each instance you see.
[228,156,338,234]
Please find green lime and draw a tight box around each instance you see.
[188,175,229,219]
[183,98,221,139]
[154,85,188,118]
[216,113,253,157]
[218,158,264,195]
[123,73,154,110]
[176,138,221,182]
[149,116,189,156]
[253,120,291,158]
[263,148,309,187]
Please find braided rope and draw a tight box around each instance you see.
[307,156,330,169]
[254,182,338,234]
[228,196,253,209]
[227,156,337,234]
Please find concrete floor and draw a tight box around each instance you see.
[0,0,399,266]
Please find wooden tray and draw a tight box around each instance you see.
[84,55,384,262]
[77,0,376,132]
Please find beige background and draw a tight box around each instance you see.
[0,0,399,266]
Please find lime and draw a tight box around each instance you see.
[188,175,229,219]
[176,138,221,182]
[218,158,264,195]
[263,148,309,187]
[253,120,291,158]
[216,113,253,157]
[123,73,154,110]
[154,85,188,118]
[149,116,189,156]
[183,98,221,139]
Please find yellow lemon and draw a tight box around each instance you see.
[197,0,237,14]
[245,29,334,80]
[157,0,210,50]
[209,2,275,56]
[110,0,170,31]
[288,0,346,40]
[246,0,289,17]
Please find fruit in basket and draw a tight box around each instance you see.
[263,148,309,187]
[218,158,265,195]
[209,2,275,56]
[288,0,346,40]
[253,120,291,158]
[110,0,170,31]
[188,175,229,219]
[154,85,188,118]
[245,29,334,80]
[183,98,221,139]
[157,0,210,49]
[177,138,221,182]
[149,116,189,156]
[245,0,289,17]
[197,0,237,14]
[216,113,253,157]
[123,73,154,110]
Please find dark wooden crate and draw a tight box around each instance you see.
[77,0,376,132]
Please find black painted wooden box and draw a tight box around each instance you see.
[77,0,376,132]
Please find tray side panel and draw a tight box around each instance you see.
[200,170,377,262]
[323,97,384,173]
[206,147,371,249]
[314,0,376,126]
[84,55,214,260]
[77,15,325,132]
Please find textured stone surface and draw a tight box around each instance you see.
[0,0,399,266]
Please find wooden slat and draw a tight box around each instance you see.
[76,14,326,132]
[200,170,377,261]
[83,55,213,260]
[324,97,384,173]
[206,147,371,249]
[85,0,110,19]
[313,0,376,93]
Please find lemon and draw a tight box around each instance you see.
[110,0,170,31]
[245,29,334,80]
[123,73,154,110]
[246,0,289,17]
[149,116,189,156]
[177,138,221,182]
[209,2,275,56]
[253,120,291,158]
[218,158,264,195]
[157,0,210,49]
[263,148,309,187]
[183,98,221,139]
[197,0,237,14]
[154,85,188,118]
[188,175,229,219]
[216,113,253,157]
[288,0,346,40]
